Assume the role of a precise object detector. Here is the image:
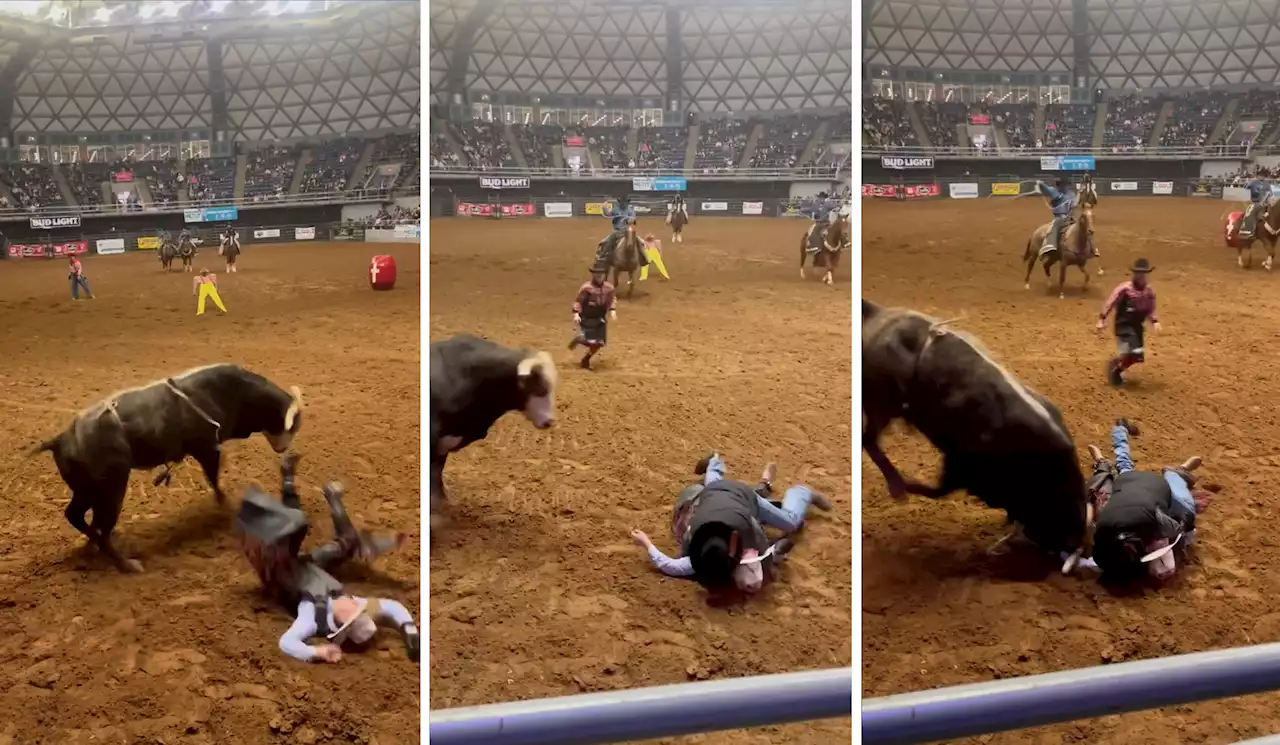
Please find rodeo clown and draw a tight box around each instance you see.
[595,195,649,270]
[629,452,831,596]
[236,453,420,664]
[193,268,228,316]
[569,261,617,370]
[1097,258,1160,386]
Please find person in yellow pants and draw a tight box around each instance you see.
[638,234,670,281]
[194,268,228,315]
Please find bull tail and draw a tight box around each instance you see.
[862,298,881,323]
[31,436,58,456]
[1023,237,1033,263]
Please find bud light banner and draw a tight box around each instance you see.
[880,155,934,170]
[30,215,81,229]
[632,177,687,191]
[1040,155,1096,171]
[478,176,530,189]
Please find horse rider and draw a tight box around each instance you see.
[236,453,420,664]
[803,191,839,242]
[1241,176,1273,239]
[629,451,831,595]
[1036,177,1076,256]
[1085,418,1210,582]
[595,196,648,268]
[220,225,242,273]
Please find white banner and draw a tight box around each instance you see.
[1224,186,1249,201]
[742,201,764,215]
[253,228,281,239]
[1151,181,1174,195]
[949,182,979,199]
[96,238,125,255]
[393,224,421,240]
[365,228,400,243]
[1110,181,1138,191]
[701,202,728,211]
[544,202,572,218]
[295,227,315,240]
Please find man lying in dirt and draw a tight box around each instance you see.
[629,452,830,594]
[1077,418,1215,582]
[236,453,420,664]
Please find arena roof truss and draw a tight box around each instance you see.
[429,0,474,104]
[1088,0,1280,89]
[465,1,668,100]
[222,3,419,140]
[680,7,851,113]
[865,0,1074,74]
[13,35,212,134]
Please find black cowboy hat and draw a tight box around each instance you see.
[1131,258,1154,273]
[590,261,608,274]
[689,523,741,588]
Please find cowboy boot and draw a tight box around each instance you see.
[281,453,303,509]
[1167,456,1203,487]
[1116,418,1140,436]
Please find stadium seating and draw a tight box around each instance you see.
[635,126,686,170]
[244,145,298,201]
[1043,104,1095,149]
[1103,95,1159,152]
[693,118,749,172]
[455,121,516,169]
[132,159,183,206]
[584,126,629,169]
[917,102,968,149]
[1160,91,1229,148]
[863,98,918,148]
[299,137,362,193]
[749,114,822,168]
[186,157,236,203]
[358,132,420,189]
[63,162,112,208]
[991,104,1036,149]
[430,132,462,168]
[0,163,65,209]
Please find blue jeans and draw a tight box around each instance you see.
[70,275,91,299]
[1111,425,1196,521]
[702,454,816,533]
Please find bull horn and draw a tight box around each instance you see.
[1061,547,1083,575]
[284,386,303,431]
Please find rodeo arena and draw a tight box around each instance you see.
[859,0,1280,743]
[0,1,422,743]
[426,0,853,742]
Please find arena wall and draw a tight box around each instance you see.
[862,157,1206,181]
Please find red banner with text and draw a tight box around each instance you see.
[905,184,941,198]
[861,184,940,199]
[7,241,88,259]
[455,202,495,217]
[862,184,897,198]
[500,203,536,216]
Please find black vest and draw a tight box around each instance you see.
[683,480,771,584]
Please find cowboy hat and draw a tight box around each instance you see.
[1131,258,1154,273]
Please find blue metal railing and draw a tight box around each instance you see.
[430,667,853,745]
[863,642,1280,745]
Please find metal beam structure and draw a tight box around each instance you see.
[862,642,1280,745]
[430,667,853,745]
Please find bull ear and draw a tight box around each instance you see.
[284,386,304,431]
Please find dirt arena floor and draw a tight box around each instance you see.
[862,196,1280,744]
[428,216,853,743]
[0,241,420,745]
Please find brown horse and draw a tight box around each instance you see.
[1229,198,1280,270]
[667,201,688,243]
[1023,203,1102,298]
[608,219,644,298]
[800,214,850,285]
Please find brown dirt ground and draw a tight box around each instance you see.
[428,216,853,743]
[0,242,420,745]
[862,196,1280,744]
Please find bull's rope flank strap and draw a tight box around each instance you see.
[164,378,222,437]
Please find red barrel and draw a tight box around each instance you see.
[1225,211,1246,249]
[370,255,397,291]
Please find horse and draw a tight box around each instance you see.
[179,238,197,273]
[158,239,179,272]
[666,201,688,243]
[220,233,242,273]
[1023,203,1102,298]
[1225,198,1280,270]
[800,213,850,285]
[607,219,644,298]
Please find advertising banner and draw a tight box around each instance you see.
[991,182,1022,196]
[1223,186,1249,201]
[7,244,45,258]
[30,215,81,229]
[905,184,941,198]
[632,177,688,191]
[479,176,531,189]
[113,171,133,183]
[949,183,980,199]
[136,236,161,249]
[253,228,281,239]
[393,224,421,240]
[742,201,764,215]
[862,184,897,198]
[184,206,238,223]
[584,202,612,215]
[456,202,496,217]
[1110,181,1138,191]
[295,227,315,240]
[969,114,990,125]
[332,225,365,241]
[880,155,935,170]
[1040,155,1095,171]
[544,202,573,218]
[564,136,584,147]
[51,241,88,256]
[1194,182,1214,198]
[96,238,126,255]
[1152,181,1174,195]
[500,203,536,216]
[700,201,728,211]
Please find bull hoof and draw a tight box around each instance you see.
[121,558,144,573]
